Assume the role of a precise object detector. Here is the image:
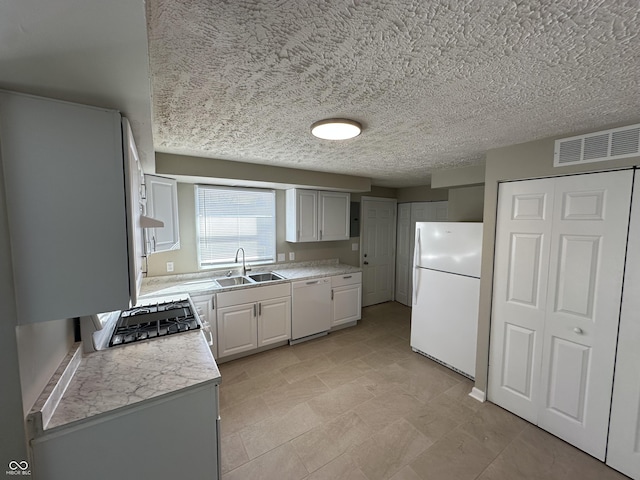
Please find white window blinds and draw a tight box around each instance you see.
[196,186,276,268]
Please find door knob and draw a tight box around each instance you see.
[573,327,583,334]
[364,261,369,265]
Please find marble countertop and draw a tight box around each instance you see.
[28,330,220,435]
[140,259,362,298]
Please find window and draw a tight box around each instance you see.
[196,185,276,268]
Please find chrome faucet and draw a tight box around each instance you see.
[234,247,251,276]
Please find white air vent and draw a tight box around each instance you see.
[554,124,640,167]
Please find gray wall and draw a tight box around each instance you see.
[146,185,398,276]
[475,131,640,394]
[447,185,485,221]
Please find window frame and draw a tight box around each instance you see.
[195,184,277,270]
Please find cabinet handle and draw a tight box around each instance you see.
[211,296,215,309]
[320,229,323,240]
[152,235,156,252]
[253,304,257,317]
[573,327,583,334]
[259,302,262,316]
[331,289,334,300]
[306,280,319,285]
[343,275,352,279]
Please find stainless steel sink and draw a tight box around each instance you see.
[215,276,255,287]
[248,272,285,282]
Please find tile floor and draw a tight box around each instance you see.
[218,302,627,480]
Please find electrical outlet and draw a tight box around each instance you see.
[277,253,285,262]
[289,252,295,261]
[166,262,174,272]
[352,243,359,251]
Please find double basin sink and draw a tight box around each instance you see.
[214,272,285,288]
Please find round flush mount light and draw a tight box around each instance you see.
[310,118,362,140]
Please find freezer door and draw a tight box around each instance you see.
[415,222,483,277]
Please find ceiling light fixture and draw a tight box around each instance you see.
[310,118,362,140]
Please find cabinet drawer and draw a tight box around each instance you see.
[331,272,362,287]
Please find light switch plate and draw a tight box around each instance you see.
[352,243,359,251]
[277,253,285,262]
[166,262,174,272]
[289,252,295,261]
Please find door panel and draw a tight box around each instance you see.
[538,170,632,460]
[501,323,536,399]
[489,178,554,423]
[608,171,640,478]
[361,198,397,307]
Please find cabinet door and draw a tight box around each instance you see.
[193,295,217,358]
[286,189,318,242]
[332,283,362,327]
[216,303,257,358]
[145,174,180,253]
[0,91,131,322]
[257,296,291,347]
[318,191,350,241]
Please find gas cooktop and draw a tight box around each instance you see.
[109,298,201,347]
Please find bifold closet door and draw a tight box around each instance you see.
[489,170,633,461]
[607,169,640,479]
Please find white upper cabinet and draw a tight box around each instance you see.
[0,91,139,323]
[286,189,350,242]
[144,174,180,253]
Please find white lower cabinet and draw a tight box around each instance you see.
[331,273,362,327]
[217,303,258,357]
[258,296,291,347]
[216,283,291,359]
[191,294,217,358]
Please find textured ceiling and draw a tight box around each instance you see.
[146,0,640,187]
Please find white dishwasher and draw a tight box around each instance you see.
[291,277,331,342]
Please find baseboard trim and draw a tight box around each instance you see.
[469,387,486,403]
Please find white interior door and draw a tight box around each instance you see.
[538,171,632,460]
[608,169,640,478]
[489,178,554,423]
[489,170,633,461]
[361,197,397,307]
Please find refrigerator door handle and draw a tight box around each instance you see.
[413,228,421,305]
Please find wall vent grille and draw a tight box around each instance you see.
[554,124,640,167]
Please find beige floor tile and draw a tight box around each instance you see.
[239,402,322,459]
[219,370,289,408]
[292,411,375,473]
[279,354,335,383]
[317,358,373,389]
[351,418,433,480]
[241,347,302,378]
[388,466,422,480]
[325,342,375,364]
[261,375,330,417]
[410,429,497,480]
[306,454,368,480]
[459,402,527,454]
[307,381,375,421]
[291,336,341,361]
[363,332,405,350]
[222,442,308,480]
[220,395,273,437]
[220,432,249,474]
[442,379,485,412]
[353,391,425,430]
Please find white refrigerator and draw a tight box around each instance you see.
[410,222,483,379]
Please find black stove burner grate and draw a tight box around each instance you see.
[109,299,200,347]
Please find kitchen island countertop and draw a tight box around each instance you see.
[28,329,220,435]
